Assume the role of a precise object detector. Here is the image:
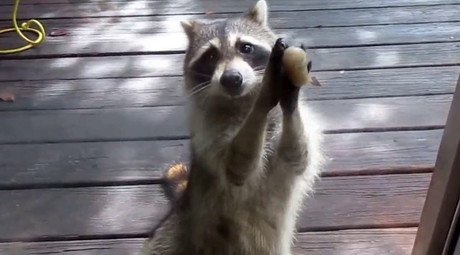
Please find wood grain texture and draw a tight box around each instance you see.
[1,0,458,19]
[297,174,430,231]
[2,5,458,33]
[0,140,190,187]
[0,76,186,111]
[0,0,449,252]
[324,129,441,175]
[308,94,451,132]
[1,42,459,80]
[0,228,417,255]
[3,22,460,57]
[0,174,430,241]
[0,95,451,144]
[294,228,417,255]
[0,66,456,111]
[0,185,169,241]
[0,130,441,187]
[0,106,189,144]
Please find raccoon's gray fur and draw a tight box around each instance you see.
[142,1,323,254]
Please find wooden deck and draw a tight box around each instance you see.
[0,0,459,254]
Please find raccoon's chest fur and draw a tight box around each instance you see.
[174,163,283,255]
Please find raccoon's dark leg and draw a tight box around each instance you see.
[225,39,287,185]
[254,45,313,255]
[263,44,312,197]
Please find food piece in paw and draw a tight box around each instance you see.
[282,46,312,87]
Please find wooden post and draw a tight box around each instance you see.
[412,74,460,255]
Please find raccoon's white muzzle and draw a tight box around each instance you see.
[210,57,257,97]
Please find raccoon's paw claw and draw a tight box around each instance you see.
[282,45,311,87]
[275,38,288,50]
[300,43,306,51]
[271,38,288,60]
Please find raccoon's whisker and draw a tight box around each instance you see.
[188,83,211,97]
[189,85,210,96]
[191,80,211,89]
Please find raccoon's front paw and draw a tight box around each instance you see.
[279,45,311,114]
[256,38,288,111]
[271,38,288,62]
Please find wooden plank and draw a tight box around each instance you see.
[412,75,460,254]
[1,0,459,19]
[309,94,451,133]
[0,95,451,144]
[2,5,458,33]
[0,228,418,255]
[0,238,145,255]
[0,66,456,111]
[0,106,189,144]
[0,130,441,187]
[294,228,417,255]
[0,173,430,241]
[1,43,459,80]
[297,173,430,230]
[324,129,441,175]
[3,22,460,57]
[4,0,459,6]
[0,185,169,241]
[0,140,190,187]
[0,76,186,110]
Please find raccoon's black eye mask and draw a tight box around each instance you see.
[236,41,270,69]
[190,46,220,84]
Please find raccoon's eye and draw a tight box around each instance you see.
[239,43,254,54]
[201,47,219,61]
[207,52,216,60]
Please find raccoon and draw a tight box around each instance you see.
[142,1,323,254]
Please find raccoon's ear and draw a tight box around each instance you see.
[181,20,202,40]
[246,0,268,26]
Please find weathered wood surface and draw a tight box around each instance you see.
[0,0,452,253]
[1,42,460,80]
[4,0,459,6]
[0,228,417,255]
[1,0,459,19]
[0,173,430,241]
[324,129,441,175]
[0,129,441,187]
[0,66,457,111]
[294,228,417,255]
[2,22,460,57]
[2,5,459,32]
[0,95,451,144]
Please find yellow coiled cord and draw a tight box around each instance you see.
[0,0,46,54]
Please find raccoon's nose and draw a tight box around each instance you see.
[220,70,243,95]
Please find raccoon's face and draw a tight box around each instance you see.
[182,0,276,101]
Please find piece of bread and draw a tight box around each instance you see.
[282,46,311,87]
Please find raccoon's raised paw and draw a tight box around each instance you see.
[279,44,311,114]
[271,38,288,61]
[256,38,289,111]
